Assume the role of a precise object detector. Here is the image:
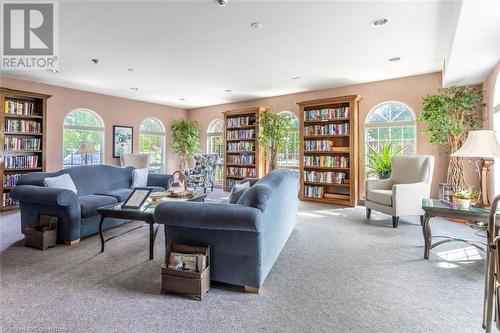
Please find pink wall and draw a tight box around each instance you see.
[1,76,187,173]
[483,61,500,129]
[188,72,481,197]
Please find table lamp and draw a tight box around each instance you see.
[451,130,500,207]
[76,141,96,165]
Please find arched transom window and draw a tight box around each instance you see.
[139,118,166,173]
[63,109,104,168]
[206,119,224,184]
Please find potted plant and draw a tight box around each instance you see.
[419,86,484,191]
[365,142,405,179]
[170,120,200,172]
[454,186,474,210]
[257,110,294,171]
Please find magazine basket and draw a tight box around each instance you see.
[161,243,210,301]
[25,215,58,250]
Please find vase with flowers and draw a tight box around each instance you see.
[454,186,474,210]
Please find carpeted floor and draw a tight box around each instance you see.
[0,190,487,332]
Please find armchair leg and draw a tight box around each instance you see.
[392,216,399,228]
[420,215,424,226]
[203,187,207,194]
[211,185,214,192]
[366,208,371,219]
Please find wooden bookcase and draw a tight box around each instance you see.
[0,88,50,212]
[298,95,361,207]
[222,107,266,192]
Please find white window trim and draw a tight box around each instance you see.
[277,111,299,169]
[139,117,166,173]
[206,118,224,184]
[62,108,105,168]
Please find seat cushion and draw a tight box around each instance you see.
[79,195,118,218]
[367,190,392,206]
[95,188,133,202]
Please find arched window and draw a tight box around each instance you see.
[365,102,416,173]
[139,118,166,173]
[277,111,299,169]
[63,109,104,168]
[206,119,224,184]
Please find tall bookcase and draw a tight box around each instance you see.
[0,88,50,212]
[222,107,266,192]
[298,95,361,207]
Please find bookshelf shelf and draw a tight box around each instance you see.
[298,95,361,207]
[223,107,266,191]
[1,88,50,211]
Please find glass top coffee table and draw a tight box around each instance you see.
[421,199,495,259]
[97,191,206,260]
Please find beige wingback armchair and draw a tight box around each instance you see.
[365,155,435,228]
[120,153,150,169]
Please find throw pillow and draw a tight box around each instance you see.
[229,181,251,204]
[132,168,149,188]
[43,174,77,194]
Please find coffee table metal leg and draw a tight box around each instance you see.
[149,223,154,260]
[422,212,431,259]
[99,216,106,253]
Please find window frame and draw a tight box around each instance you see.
[139,117,166,173]
[206,118,224,184]
[62,108,105,168]
[277,111,299,170]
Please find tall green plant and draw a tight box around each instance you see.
[366,142,405,177]
[418,86,484,190]
[257,110,294,171]
[170,120,199,171]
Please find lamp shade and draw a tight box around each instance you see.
[451,130,500,158]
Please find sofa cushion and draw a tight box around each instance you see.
[95,188,133,202]
[367,190,392,206]
[79,195,118,218]
[229,182,250,204]
[132,168,149,188]
[43,174,78,194]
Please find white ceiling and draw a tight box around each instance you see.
[1,0,497,109]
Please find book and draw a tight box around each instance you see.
[168,252,207,273]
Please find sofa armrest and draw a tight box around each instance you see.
[154,201,262,232]
[11,185,79,207]
[392,182,431,216]
[365,178,393,194]
[147,173,172,190]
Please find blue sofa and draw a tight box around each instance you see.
[11,164,172,244]
[154,169,299,291]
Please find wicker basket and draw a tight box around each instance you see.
[24,215,58,250]
[161,243,210,301]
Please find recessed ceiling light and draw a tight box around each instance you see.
[127,68,134,72]
[388,57,401,62]
[46,69,59,73]
[291,76,300,80]
[91,58,100,64]
[179,98,185,101]
[371,18,389,27]
[130,87,139,91]
[224,89,232,93]
[250,22,263,29]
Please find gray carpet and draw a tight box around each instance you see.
[0,190,486,333]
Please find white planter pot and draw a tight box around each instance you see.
[457,199,471,210]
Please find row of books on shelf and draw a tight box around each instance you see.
[5,119,42,133]
[2,174,22,187]
[227,154,254,165]
[227,115,256,128]
[4,155,39,169]
[304,140,340,152]
[226,179,239,188]
[304,107,349,121]
[304,155,349,168]
[227,142,254,152]
[4,101,37,116]
[304,185,325,198]
[167,251,208,273]
[226,129,255,140]
[227,167,256,178]
[304,123,349,136]
[304,171,346,184]
[4,137,41,151]
[2,193,18,207]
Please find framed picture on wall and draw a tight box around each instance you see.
[113,125,133,158]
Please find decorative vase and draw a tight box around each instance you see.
[379,171,391,179]
[456,198,471,210]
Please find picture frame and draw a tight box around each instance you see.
[122,187,153,209]
[113,125,133,158]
